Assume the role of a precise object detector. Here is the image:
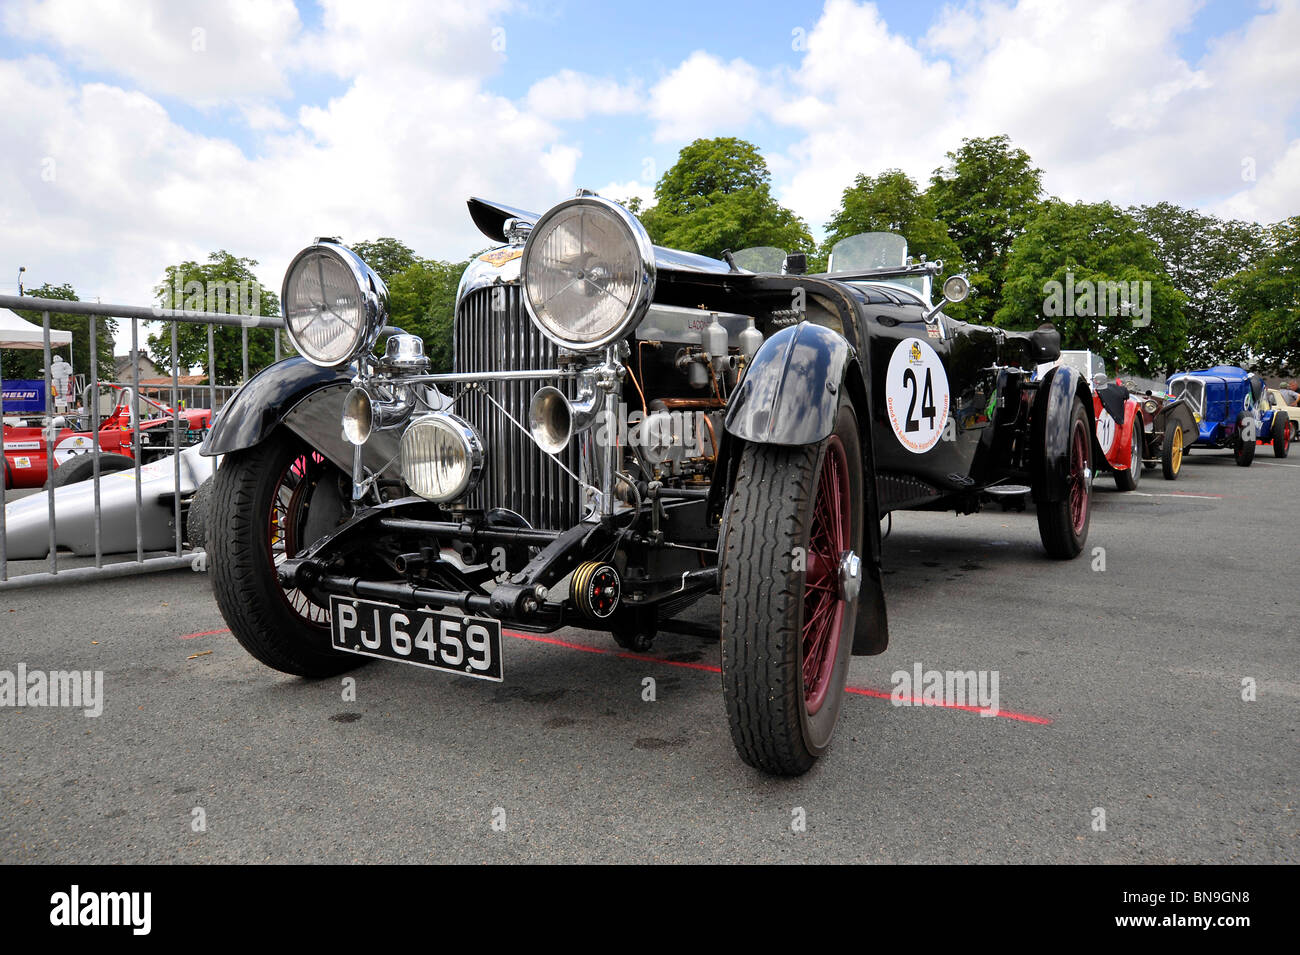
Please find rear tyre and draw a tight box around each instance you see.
[1161,421,1183,480]
[47,452,135,489]
[209,432,361,678]
[1272,414,1290,458]
[1037,396,1092,559]
[1113,418,1141,491]
[721,398,863,776]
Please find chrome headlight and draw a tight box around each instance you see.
[400,413,483,502]
[520,195,655,350]
[282,241,389,368]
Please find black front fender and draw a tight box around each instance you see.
[724,322,854,446]
[721,321,888,655]
[202,357,351,456]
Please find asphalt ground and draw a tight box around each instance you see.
[1,448,1296,863]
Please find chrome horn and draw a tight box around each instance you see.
[342,384,415,446]
[528,379,601,455]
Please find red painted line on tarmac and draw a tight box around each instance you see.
[175,625,1049,724]
[846,685,1052,724]
[503,629,610,655]
[615,650,722,673]
[507,630,1050,724]
[180,627,230,640]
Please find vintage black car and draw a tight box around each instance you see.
[202,194,1093,775]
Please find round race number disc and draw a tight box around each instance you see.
[1096,409,1116,454]
[885,337,950,453]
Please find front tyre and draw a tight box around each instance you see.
[209,432,362,678]
[1233,433,1256,467]
[721,399,863,776]
[1037,396,1092,559]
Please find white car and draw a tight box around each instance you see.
[1265,388,1300,441]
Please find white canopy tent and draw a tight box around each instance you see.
[0,307,73,349]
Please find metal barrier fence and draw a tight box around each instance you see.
[0,293,292,590]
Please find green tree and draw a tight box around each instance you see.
[929,135,1045,322]
[150,251,281,384]
[640,137,813,261]
[351,237,418,282]
[1129,203,1263,365]
[1220,215,1300,370]
[6,282,116,384]
[822,169,964,298]
[385,257,468,373]
[997,200,1186,374]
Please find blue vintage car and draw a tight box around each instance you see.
[1166,365,1288,465]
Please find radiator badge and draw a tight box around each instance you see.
[479,247,524,268]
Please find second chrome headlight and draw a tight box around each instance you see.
[520,194,655,351]
[400,413,483,502]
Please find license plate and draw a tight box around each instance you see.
[329,596,503,682]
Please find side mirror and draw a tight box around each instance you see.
[782,253,807,275]
[923,274,971,322]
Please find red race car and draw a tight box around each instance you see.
[3,383,211,490]
[1038,350,1145,491]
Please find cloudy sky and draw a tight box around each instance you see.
[1,0,1297,316]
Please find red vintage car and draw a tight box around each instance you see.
[3,383,211,489]
[1040,351,1145,491]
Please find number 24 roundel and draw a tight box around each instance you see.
[885,337,950,453]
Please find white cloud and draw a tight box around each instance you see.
[2,0,302,103]
[0,3,579,309]
[524,69,640,121]
[1213,139,1300,224]
[648,51,769,143]
[287,0,515,82]
[592,179,656,209]
[709,0,1300,235]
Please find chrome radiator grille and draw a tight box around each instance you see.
[453,285,581,530]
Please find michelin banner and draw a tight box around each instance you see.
[2,380,46,414]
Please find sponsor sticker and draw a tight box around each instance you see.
[14,456,31,468]
[3,441,41,450]
[885,337,950,453]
